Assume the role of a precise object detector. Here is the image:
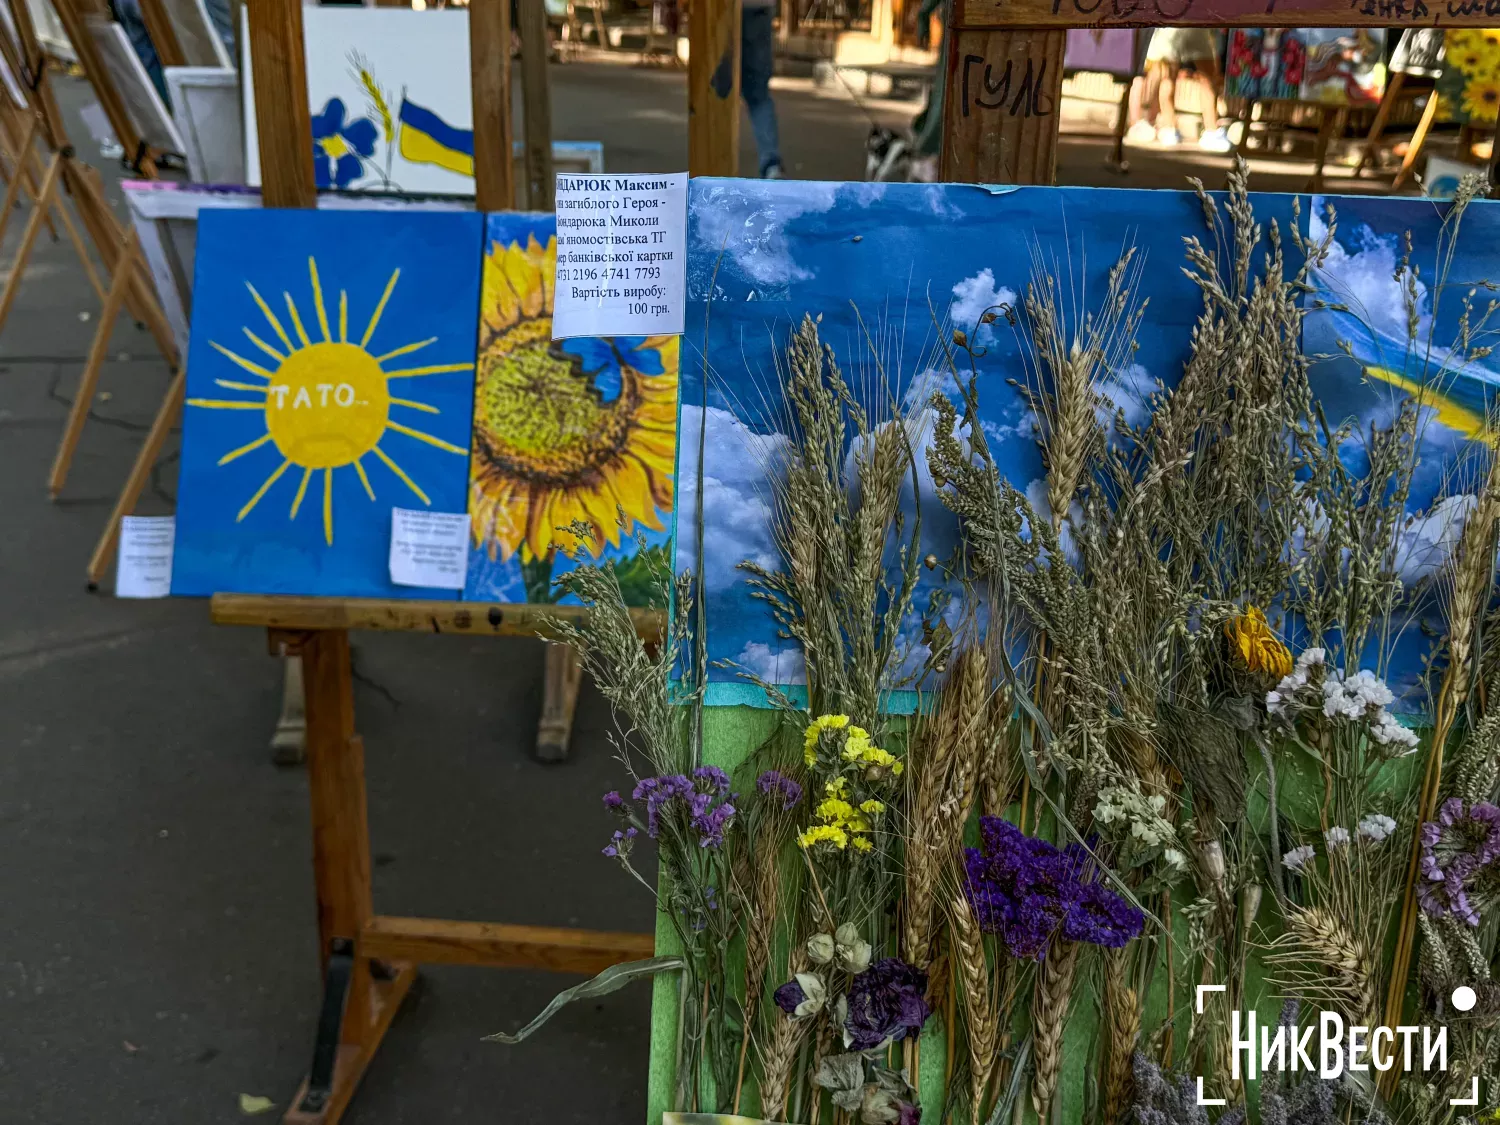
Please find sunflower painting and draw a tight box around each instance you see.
[463,214,679,606]
[1436,29,1500,124]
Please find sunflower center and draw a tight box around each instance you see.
[474,319,635,485]
[266,342,390,469]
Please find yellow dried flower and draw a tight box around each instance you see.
[850,835,874,853]
[824,777,849,798]
[859,799,885,815]
[816,798,857,824]
[798,824,849,850]
[1225,606,1293,679]
[804,714,852,765]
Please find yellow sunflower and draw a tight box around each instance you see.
[469,234,678,564]
[1463,73,1500,123]
[1447,29,1481,54]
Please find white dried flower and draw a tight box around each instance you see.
[789,972,827,1019]
[1163,847,1188,871]
[1325,826,1351,849]
[1371,711,1419,753]
[806,933,836,965]
[1358,813,1397,843]
[1282,844,1316,872]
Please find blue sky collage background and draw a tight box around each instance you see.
[678,180,1500,710]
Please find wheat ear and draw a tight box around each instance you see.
[1031,938,1080,1122]
[757,1012,806,1123]
[1270,905,1379,1028]
[1102,947,1139,1124]
[952,896,997,1125]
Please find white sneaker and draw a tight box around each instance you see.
[1125,120,1157,145]
[1199,126,1233,153]
[762,163,783,179]
[1156,127,1183,146]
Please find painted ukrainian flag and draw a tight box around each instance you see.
[397,99,474,177]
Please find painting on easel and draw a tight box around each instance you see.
[172,209,483,598]
[463,213,678,606]
[1436,28,1500,124]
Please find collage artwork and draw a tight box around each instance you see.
[173,182,1500,715]
[171,208,678,603]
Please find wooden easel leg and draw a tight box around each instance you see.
[1307,105,1336,193]
[279,628,413,1125]
[0,150,61,337]
[86,367,183,589]
[1393,88,1442,191]
[1356,70,1404,177]
[535,642,583,762]
[49,232,137,497]
[1108,74,1131,170]
[271,654,308,765]
[0,117,37,250]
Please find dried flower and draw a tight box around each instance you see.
[601,826,637,858]
[835,921,874,973]
[1419,798,1500,927]
[1283,844,1316,872]
[602,790,625,811]
[1358,813,1397,843]
[773,971,827,1019]
[756,769,803,810]
[842,958,931,1050]
[1062,881,1146,948]
[807,932,836,964]
[1325,826,1351,849]
[1225,605,1293,679]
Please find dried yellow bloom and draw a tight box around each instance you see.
[1225,606,1293,679]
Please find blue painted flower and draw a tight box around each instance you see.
[309,98,377,190]
[561,336,669,403]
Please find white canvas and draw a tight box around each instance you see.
[87,18,186,155]
[158,0,232,68]
[165,67,243,183]
[243,7,475,195]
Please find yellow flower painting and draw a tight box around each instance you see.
[464,215,678,604]
[1438,29,1500,124]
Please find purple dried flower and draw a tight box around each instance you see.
[1063,881,1146,948]
[602,790,625,811]
[843,957,931,1051]
[693,765,731,795]
[773,978,806,1015]
[756,769,804,810]
[897,1103,921,1125]
[601,826,637,859]
[693,801,736,848]
[1419,798,1500,926]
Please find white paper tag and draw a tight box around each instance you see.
[389,507,470,590]
[116,515,175,598]
[552,171,687,340]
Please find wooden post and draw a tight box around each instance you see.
[1355,69,1405,177]
[247,0,316,209]
[138,0,187,67]
[688,0,740,176]
[1392,87,1442,191]
[469,0,515,211]
[0,150,61,332]
[516,0,554,209]
[939,27,1066,183]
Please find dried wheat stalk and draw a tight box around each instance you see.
[1102,947,1139,1124]
[951,895,997,1125]
[1031,938,1080,1121]
[1270,905,1379,1029]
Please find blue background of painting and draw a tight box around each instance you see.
[172,208,482,598]
[677,179,1500,710]
[464,211,678,605]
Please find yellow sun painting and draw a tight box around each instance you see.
[188,257,473,545]
[469,232,677,565]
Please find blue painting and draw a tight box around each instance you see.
[463,213,678,606]
[678,179,1500,709]
[172,208,482,598]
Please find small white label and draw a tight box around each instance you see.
[552,171,687,340]
[389,507,470,590]
[116,515,175,598]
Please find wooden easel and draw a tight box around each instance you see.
[938,3,1493,187]
[114,6,653,1121]
[211,595,659,1125]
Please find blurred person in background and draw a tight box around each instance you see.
[1127,28,1232,152]
[714,0,782,177]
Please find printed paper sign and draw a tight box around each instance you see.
[389,507,469,590]
[552,171,687,340]
[117,515,175,598]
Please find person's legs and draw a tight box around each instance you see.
[110,0,169,105]
[1156,61,1180,140]
[1189,52,1233,150]
[740,6,781,175]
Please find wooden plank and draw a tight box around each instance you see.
[536,642,583,761]
[361,916,657,975]
[688,0,740,175]
[0,150,60,333]
[952,0,1500,29]
[469,0,514,211]
[939,27,1065,184]
[138,0,187,68]
[515,0,554,209]
[211,593,665,641]
[246,0,315,209]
